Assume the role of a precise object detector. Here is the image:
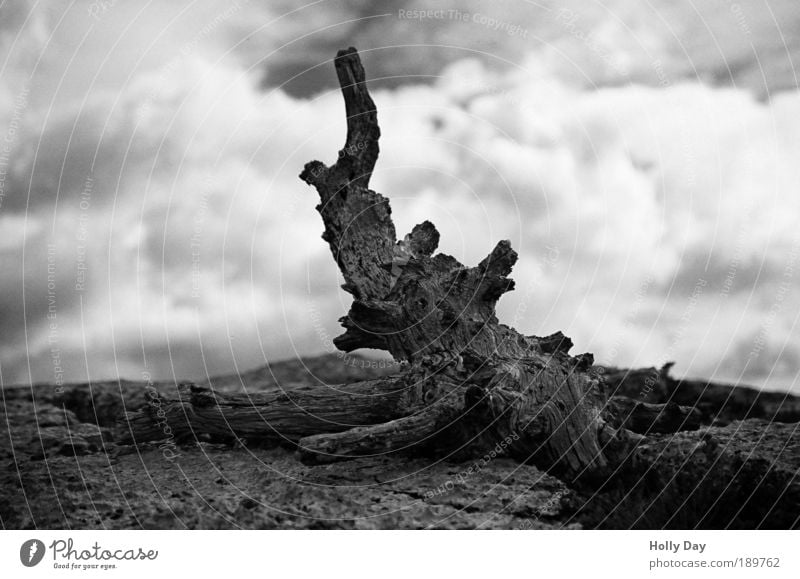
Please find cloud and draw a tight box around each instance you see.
[215,0,800,98]
[1,0,800,394]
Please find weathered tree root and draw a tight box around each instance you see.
[118,48,699,481]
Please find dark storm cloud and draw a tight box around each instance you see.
[245,0,800,98]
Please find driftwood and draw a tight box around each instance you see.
[118,48,701,481]
[606,396,702,434]
[604,362,800,425]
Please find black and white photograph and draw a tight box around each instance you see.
[0,0,799,574]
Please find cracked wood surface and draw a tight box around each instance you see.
[115,48,723,482]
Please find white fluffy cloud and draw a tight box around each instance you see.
[1,0,799,393]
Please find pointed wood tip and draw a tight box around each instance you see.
[336,46,359,58]
[397,220,440,260]
[479,240,518,276]
[335,47,366,83]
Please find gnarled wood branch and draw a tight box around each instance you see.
[118,47,689,482]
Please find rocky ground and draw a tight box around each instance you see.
[1,354,798,529]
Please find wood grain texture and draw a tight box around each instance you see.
[117,48,707,482]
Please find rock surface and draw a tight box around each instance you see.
[1,354,798,529]
[575,420,799,529]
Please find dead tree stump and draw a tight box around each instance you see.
[119,48,698,481]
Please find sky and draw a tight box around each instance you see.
[1,0,799,392]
